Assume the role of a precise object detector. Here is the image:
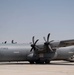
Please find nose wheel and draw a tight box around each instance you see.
[70,55,74,62]
[67,55,74,62]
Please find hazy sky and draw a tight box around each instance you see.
[0,0,74,43]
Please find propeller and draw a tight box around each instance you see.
[43,33,54,51]
[30,36,39,52]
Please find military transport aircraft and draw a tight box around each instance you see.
[0,33,74,64]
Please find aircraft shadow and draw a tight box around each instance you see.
[0,62,29,65]
[0,61,74,66]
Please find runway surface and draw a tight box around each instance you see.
[0,61,74,75]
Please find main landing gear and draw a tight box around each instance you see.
[29,60,50,64]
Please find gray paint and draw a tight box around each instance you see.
[0,43,74,62]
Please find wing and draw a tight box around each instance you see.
[59,39,74,47]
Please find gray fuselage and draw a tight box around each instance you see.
[0,43,74,62]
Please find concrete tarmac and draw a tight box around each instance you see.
[0,61,74,75]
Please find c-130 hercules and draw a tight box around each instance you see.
[0,33,74,64]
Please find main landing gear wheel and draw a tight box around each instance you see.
[35,60,50,64]
[35,60,44,64]
[45,60,50,64]
[29,61,34,64]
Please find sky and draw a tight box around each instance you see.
[0,0,74,43]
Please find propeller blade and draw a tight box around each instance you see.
[43,37,46,42]
[34,39,39,45]
[30,36,39,52]
[50,40,54,43]
[47,33,50,42]
[43,33,54,52]
[48,45,53,51]
[30,48,33,52]
[32,36,34,44]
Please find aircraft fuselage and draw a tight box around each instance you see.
[0,44,74,62]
